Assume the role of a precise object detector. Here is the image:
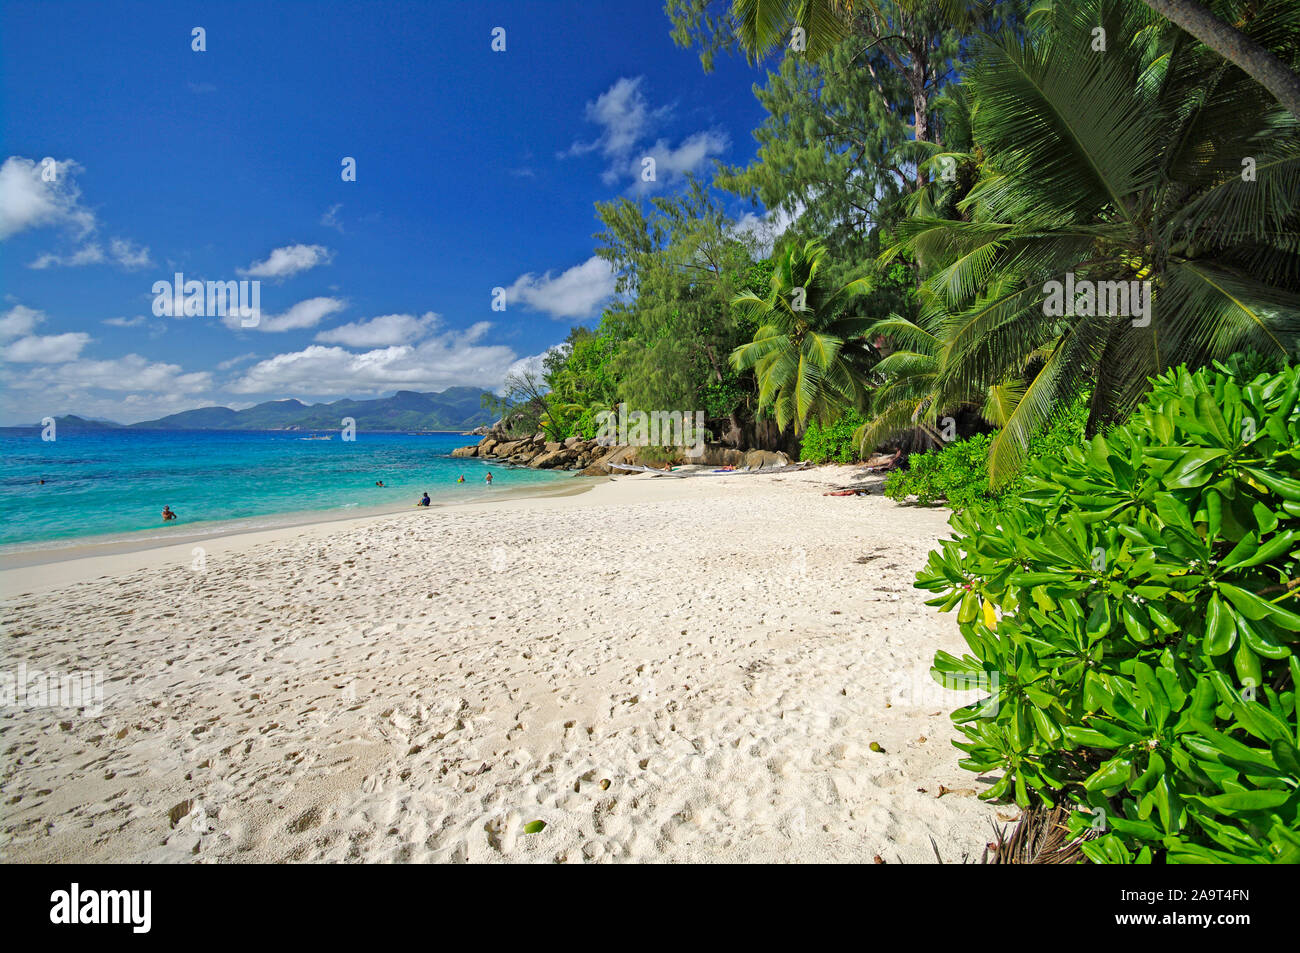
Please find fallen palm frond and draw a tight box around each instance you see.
[979,805,1094,864]
[909,805,1095,864]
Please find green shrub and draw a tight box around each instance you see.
[800,410,866,463]
[884,401,1088,512]
[916,363,1300,863]
[885,432,996,507]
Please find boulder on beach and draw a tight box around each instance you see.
[531,449,571,469]
[743,449,791,470]
[696,446,746,468]
[577,445,632,476]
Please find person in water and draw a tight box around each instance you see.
[457,474,465,483]
[375,480,385,487]
[161,505,177,522]
[485,471,493,485]
[418,492,431,506]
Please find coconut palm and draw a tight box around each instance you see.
[854,284,1027,451]
[1140,0,1300,118]
[730,239,876,434]
[885,0,1300,483]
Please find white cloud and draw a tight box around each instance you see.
[501,346,564,387]
[0,304,44,340]
[621,131,729,190]
[320,204,343,232]
[2,332,92,363]
[103,315,147,327]
[109,238,152,269]
[32,354,211,393]
[0,353,217,424]
[229,324,518,396]
[3,156,153,271]
[239,244,334,279]
[314,311,440,348]
[564,77,668,160]
[505,256,615,319]
[216,352,258,371]
[220,296,346,332]
[0,305,92,364]
[28,236,152,270]
[0,156,96,240]
[28,244,105,268]
[734,200,804,255]
[562,78,726,191]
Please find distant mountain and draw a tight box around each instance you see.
[30,415,125,431]
[129,387,493,432]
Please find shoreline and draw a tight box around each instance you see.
[0,472,602,584]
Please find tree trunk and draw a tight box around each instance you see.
[1142,0,1300,119]
[913,87,930,189]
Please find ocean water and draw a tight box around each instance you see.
[0,429,567,551]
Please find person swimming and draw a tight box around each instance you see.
[457,474,465,483]
[418,492,431,506]
[161,505,177,522]
[375,480,385,487]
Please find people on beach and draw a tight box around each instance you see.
[419,492,431,506]
[485,471,493,485]
[161,505,177,522]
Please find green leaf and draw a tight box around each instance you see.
[1192,790,1292,813]
[1084,756,1133,793]
[1163,448,1229,488]
[1205,593,1236,656]
[1220,583,1300,631]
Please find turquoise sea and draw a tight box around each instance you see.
[0,429,568,551]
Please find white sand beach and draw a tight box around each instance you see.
[0,468,1005,863]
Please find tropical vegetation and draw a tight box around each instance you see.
[918,363,1300,863]
[474,0,1300,862]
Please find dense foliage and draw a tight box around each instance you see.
[884,400,1088,511]
[798,410,867,464]
[882,0,1300,480]
[730,239,876,434]
[917,364,1300,863]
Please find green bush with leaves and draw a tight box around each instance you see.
[885,432,996,507]
[884,401,1088,512]
[917,364,1300,863]
[799,410,866,463]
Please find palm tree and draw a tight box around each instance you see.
[730,239,876,434]
[730,0,854,61]
[884,0,1300,483]
[1140,0,1300,119]
[854,286,1026,451]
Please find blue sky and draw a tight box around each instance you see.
[0,0,777,424]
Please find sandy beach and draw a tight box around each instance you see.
[1,467,1004,863]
